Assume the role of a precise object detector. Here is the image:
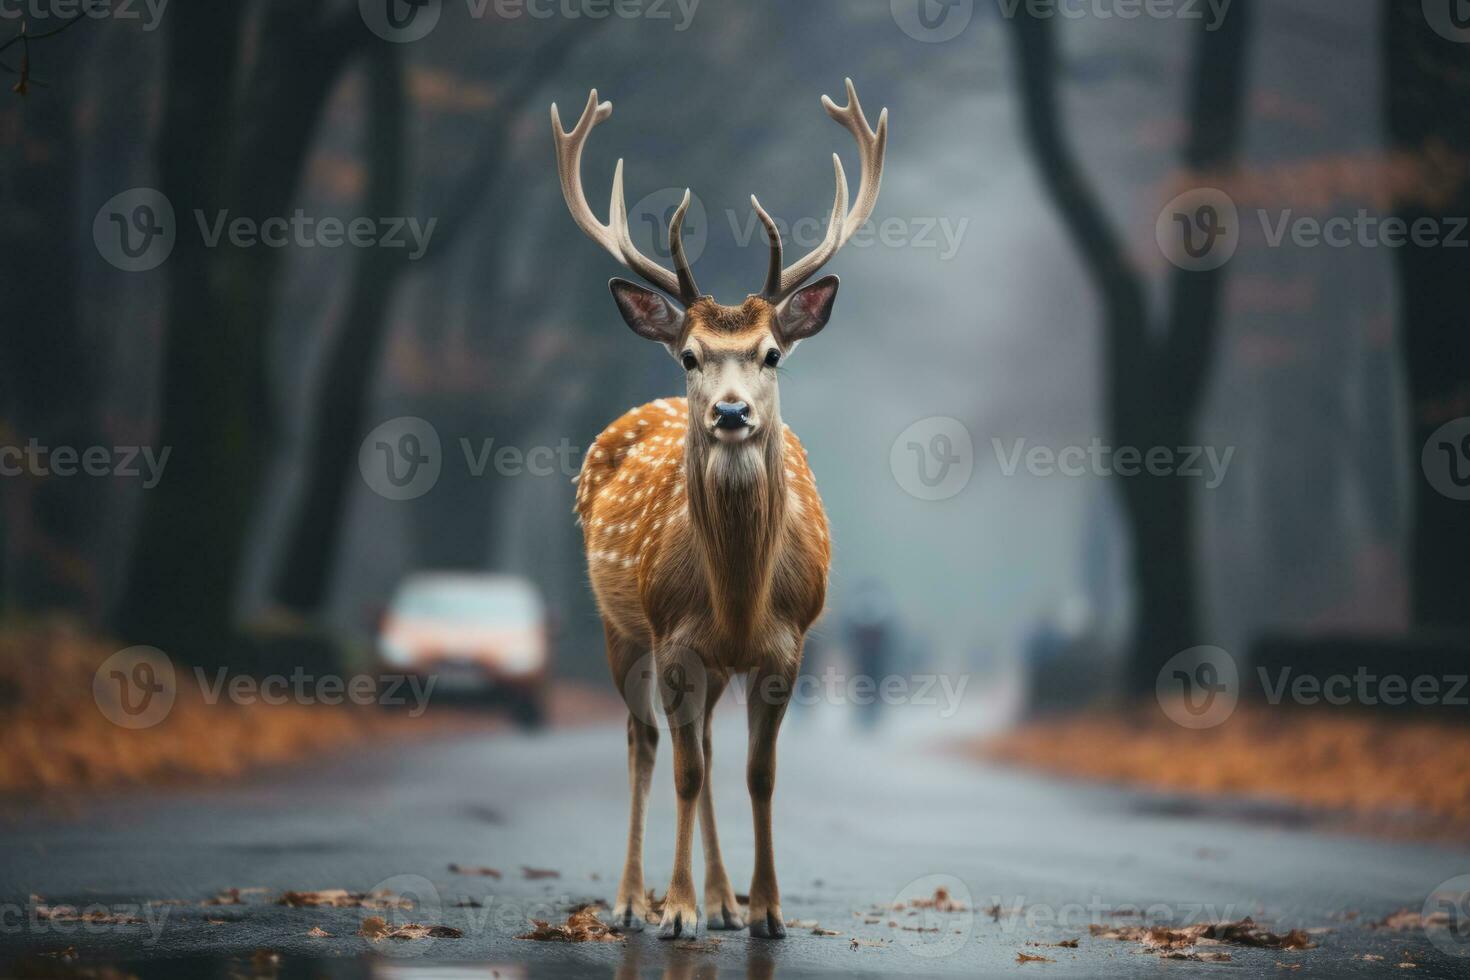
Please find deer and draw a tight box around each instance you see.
[551,79,886,940]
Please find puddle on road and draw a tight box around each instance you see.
[1,946,790,980]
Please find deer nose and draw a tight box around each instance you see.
[713,401,750,429]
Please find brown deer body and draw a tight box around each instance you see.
[552,81,886,940]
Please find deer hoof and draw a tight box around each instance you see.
[707,903,747,930]
[749,910,786,939]
[657,905,703,940]
[611,904,645,932]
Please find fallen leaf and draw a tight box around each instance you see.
[306,927,331,938]
[279,890,411,910]
[568,899,610,915]
[1091,917,1314,960]
[205,889,244,906]
[515,908,621,943]
[1372,909,1450,931]
[522,866,560,880]
[448,864,501,878]
[907,887,967,913]
[1017,951,1053,963]
[358,915,463,941]
[33,905,144,926]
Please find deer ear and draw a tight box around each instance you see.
[775,275,839,346]
[610,278,684,346]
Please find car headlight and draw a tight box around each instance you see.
[379,635,414,666]
[496,645,544,677]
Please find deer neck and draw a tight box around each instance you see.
[684,419,787,641]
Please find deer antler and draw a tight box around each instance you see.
[551,90,702,305]
[758,78,887,302]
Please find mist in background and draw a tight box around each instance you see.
[2,0,1457,719]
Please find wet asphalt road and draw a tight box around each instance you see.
[2,706,1469,979]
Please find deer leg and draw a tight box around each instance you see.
[657,644,708,940]
[696,673,744,930]
[608,627,655,931]
[746,659,798,939]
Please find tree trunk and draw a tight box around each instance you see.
[1383,0,1470,630]
[114,2,363,659]
[273,44,405,612]
[1009,4,1252,693]
[271,31,586,613]
[0,29,96,615]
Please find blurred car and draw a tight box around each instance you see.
[378,573,550,728]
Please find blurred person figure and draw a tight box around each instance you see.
[1021,594,1098,718]
[846,578,897,731]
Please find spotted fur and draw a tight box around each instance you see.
[575,395,829,670]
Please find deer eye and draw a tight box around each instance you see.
[764,349,781,368]
[681,351,698,371]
